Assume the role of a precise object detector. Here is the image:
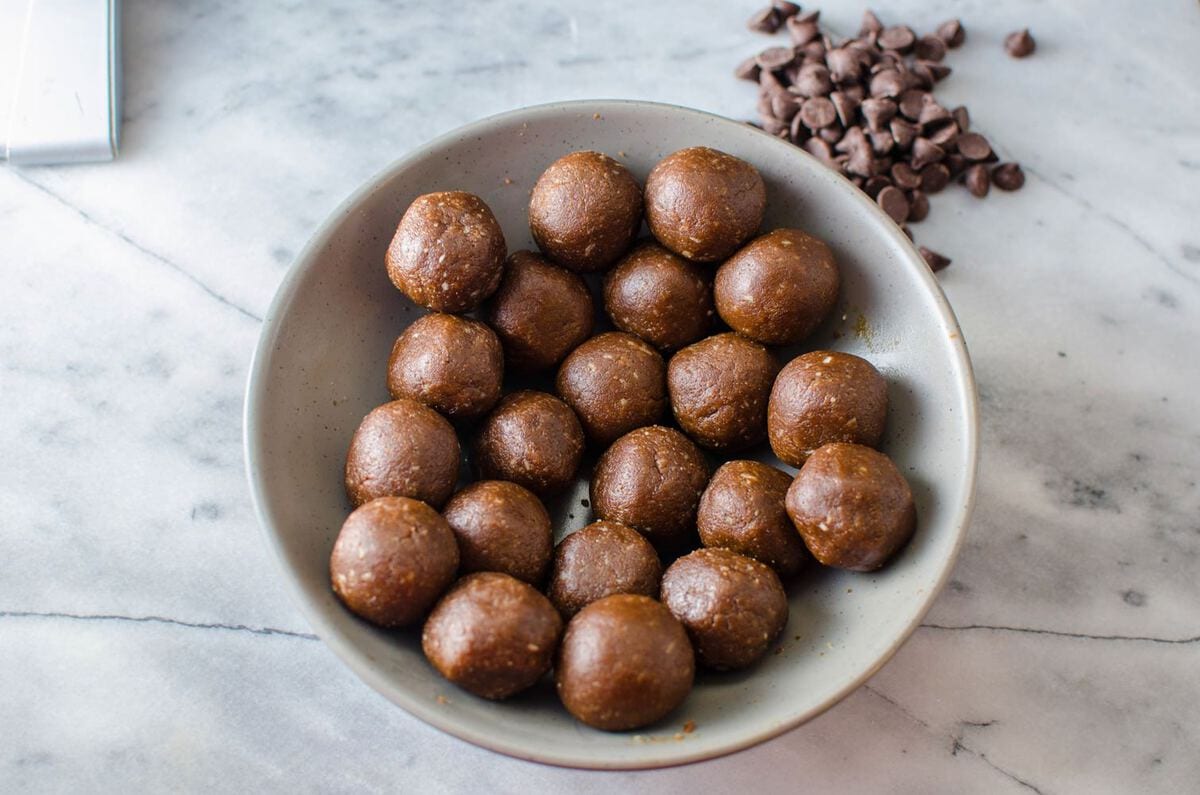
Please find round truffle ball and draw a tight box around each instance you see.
[485,250,594,373]
[345,399,461,508]
[590,426,709,547]
[422,572,563,700]
[442,481,553,585]
[714,228,840,345]
[785,442,916,571]
[660,547,788,670]
[555,332,666,447]
[602,240,714,351]
[768,350,888,467]
[697,460,808,578]
[330,496,459,627]
[386,313,504,421]
[667,332,779,451]
[386,191,506,313]
[473,390,585,496]
[644,146,766,262]
[556,594,694,731]
[547,521,662,618]
[529,151,643,273]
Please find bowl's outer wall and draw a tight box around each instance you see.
[245,100,978,769]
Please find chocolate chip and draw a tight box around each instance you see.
[789,111,809,143]
[891,162,921,189]
[841,83,866,102]
[787,18,821,45]
[793,9,820,25]
[918,97,952,127]
[920,246,951,271]
[992,162,1026,191]
[864,175,891,199]
[793,62,833,97]
[818,123,845,144]
[869,69,905,98]
[877,26,916,52]
[803,136,834,164]
[830,91,860,127]
[800,40,827,62]
[1005,29,1036,58]
[773,0,801,18]
[898,89,927,120]
[748,6,781,34]
[908,189,930,222]
[907,63,934,91]
[860,97,897,131]
[922,61,952,82]
[757,46,797,71]
[759,68,785,94]
[877,185,910,223]
[869,129,894,155]
[800,96,837,129]
[956,132,993,161]
[910,137,945,169]
[935,19,965,48]
[859,9,883,36]
[825,48,862,82]
[943,153,968,178]
[761,116,788,136]
[925,120,959,147]
[951,105,970,132]
[890,118,918,150]
[914,35,947,62]
[964,163,990,197]
[919,163,950,193]
[771,91,801,122]
[735,56,762,82]
[836,125,867,154]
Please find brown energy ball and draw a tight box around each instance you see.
[556,594,694,731]
[602,240,714,351]
[785,442,916,571]
[697,460,808,578]
[442,481,553,585]
[529,151,643,273]
[386,191,506,313]
[422,572,563,700]
[386,313,503,421]
[344,399,461,508]
[667,332,779,451]
[768,350,888,467]
[330,496,459,627]
[590,426,709,547]
[644,146,766,262]
[473,390,585,496]
[714,229,840,345]
[485,250,594,373]
[660,547,788,670]
[555,332,666,447]
[547,521,662,618]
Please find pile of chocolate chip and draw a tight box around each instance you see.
[738,4,1029,272]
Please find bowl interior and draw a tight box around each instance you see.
[245,100,977,769]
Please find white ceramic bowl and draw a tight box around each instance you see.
[244,99,978,770]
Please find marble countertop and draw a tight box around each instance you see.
[3,1,1198,791]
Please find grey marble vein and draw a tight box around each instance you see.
[2,0,1199,792]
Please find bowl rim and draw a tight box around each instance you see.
[243,98,980,771]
